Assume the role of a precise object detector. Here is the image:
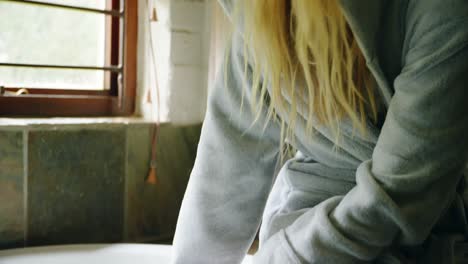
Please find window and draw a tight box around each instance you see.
[0,0,138,116]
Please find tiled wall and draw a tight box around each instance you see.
[0,122,201,249]
[0,131,24,249]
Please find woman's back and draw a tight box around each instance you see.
[173,0,468,263]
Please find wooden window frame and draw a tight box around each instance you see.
[0,0,138,117]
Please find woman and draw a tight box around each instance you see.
[173,0,468,263]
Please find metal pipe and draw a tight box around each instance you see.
[0,0,123,17]
[0,62,122,72]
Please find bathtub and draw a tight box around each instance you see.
[0,244,253,264]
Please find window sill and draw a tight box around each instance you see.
[0,117,157,130]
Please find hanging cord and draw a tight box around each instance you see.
[145,0,161,185]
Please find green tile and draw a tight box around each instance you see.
[125,124,202,242]
[125,124,152,241]
[0,131,24,249]
[27,129,125,246]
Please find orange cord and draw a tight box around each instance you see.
[145,0,161,185]
[147,165,158,185]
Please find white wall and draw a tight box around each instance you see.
[136,0,212,125]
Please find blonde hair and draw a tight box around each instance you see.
[232,0,378,149]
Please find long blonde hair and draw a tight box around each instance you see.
[232,0,378,147]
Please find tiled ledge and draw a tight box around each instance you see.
[0,117,154,130]
[0,117,202,130]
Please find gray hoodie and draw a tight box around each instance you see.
[173,0,468,263]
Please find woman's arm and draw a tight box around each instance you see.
[172,29,282,263]
[254,1,468,263]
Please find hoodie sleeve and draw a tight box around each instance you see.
[253,1,468,263]
[171,24,282,264]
